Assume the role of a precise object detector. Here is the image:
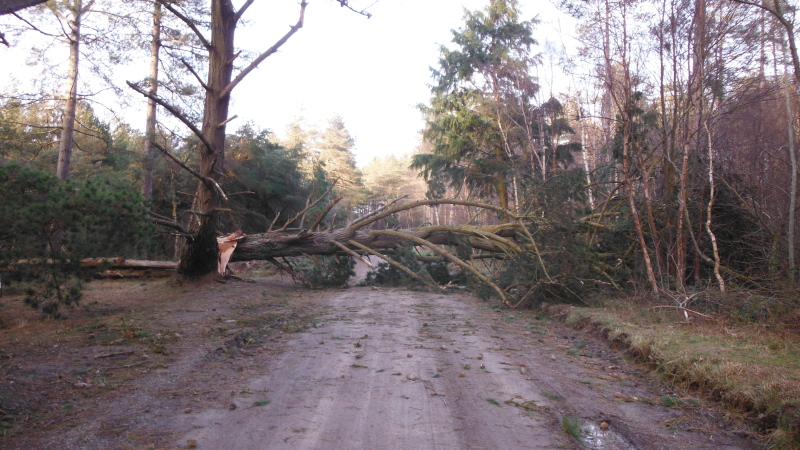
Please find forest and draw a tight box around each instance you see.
[1,0,800,445]
[1,0,797,309]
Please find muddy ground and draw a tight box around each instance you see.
[0,267,760,449]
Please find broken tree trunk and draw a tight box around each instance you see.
[230,224,520,262]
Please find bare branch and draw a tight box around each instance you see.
[206,177,241,232]
[280,180,338,232]
[150,141,239,233]
[220,1,307,99]
[349,199,520,233]
[233,0,255,23]
[330,240,373,268]
[180,58,209,91]
[156,0,211,50]
[151,140,208,187]
[217,114,237,128]
[310,196,342,231]
[12,11,60,38]
[148,211,188,234]
[268,257,312,288]
[336,0,373,18]
[268,212,281,232]
[348,239,441,290]
[126,81,213,153]
[370,230,510,307]
[348,196,407,228]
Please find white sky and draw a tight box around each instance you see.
[0,0,576,167]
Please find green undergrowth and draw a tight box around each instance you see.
[542,299,800,449]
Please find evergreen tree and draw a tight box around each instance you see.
[413,0,540,211]
[317,116,363,194]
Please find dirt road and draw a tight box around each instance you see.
[172,287,754,450]
[1,277,758,449]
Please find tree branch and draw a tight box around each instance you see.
[155,0,211,50]
[12,11,60,38]
[347,239,441,290]
[180,58,209,91]
[233,0,255,23]
[311,196,342,231]
[148,211,188,234]
[151,141,209,188]
[280,180,338,231]
[126,80,213,153]
[0,0,47,15]
[219,1,307,99]
[370,230,510,307]
[336,0,373,18]
[348,199,520,233]
[348,196,407,228]
[330,240,372,268]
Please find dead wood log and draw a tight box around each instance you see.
[8,258,178,271]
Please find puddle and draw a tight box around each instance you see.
[582,422,637,449]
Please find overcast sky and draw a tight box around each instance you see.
[0,0,576,167]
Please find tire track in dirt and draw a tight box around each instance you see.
[174,287,756,449]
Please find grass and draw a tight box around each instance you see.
[541,390,564,401]
[561,415,582,443]
[544,298,800,447]
[253,400,270,407]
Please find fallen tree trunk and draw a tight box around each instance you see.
[230,224,519,262]
[7,258,178,271]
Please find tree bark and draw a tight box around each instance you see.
[177,0,238,277]
[0,0,46,15]
[141,2,162,200]
[230,225,517,263]
[56,1,81,181]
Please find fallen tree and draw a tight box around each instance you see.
[219,198,553,308]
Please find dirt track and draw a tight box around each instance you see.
[1,275,759,449]
[173,287,755,450]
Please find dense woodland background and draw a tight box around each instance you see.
[0,0,798,317]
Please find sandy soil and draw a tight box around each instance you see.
[0,268,759,449]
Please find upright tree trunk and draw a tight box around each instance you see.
[56,1,81,181]
[704,122,725,291]
[580,110,595,210]
[608,0,658,293]
[141,2,162,200]
[676,0,706,288]
[178,0,237,277]
[624,116,658,293]
[783,44,797,288]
